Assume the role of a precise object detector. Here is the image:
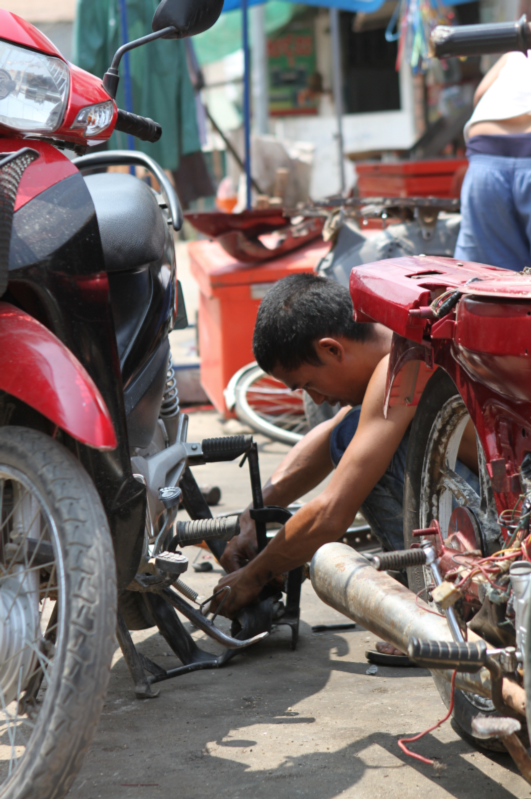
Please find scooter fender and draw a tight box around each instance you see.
[0,302,117,450]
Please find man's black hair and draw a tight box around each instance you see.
[253,272,373,374]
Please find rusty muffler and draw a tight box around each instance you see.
[310,542,493,697]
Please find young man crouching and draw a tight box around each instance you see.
[215,273,477,619]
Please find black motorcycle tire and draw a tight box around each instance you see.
[0,427,117,799]
[403,370,507,753]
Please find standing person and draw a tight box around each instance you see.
[454,50,531,271]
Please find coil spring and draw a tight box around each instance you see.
[160,354,179,418]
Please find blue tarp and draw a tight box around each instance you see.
[223,0,475,11]
[222,0,387,11]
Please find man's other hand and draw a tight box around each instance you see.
[220,508,258,573]
[211,566,263,619]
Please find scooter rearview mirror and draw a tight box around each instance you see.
[152,0,224,39]
[103,0,224,100]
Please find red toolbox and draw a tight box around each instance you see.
[356,158,468,199]
[189,238,329,416]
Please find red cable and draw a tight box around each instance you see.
[397,670,457,766]
[415,589,444,617]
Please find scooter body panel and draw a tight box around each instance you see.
[0,301,116,449]
[0,13,117,148]
[6,166,147,590]
[0,141,78,212]
[0,9,64,58]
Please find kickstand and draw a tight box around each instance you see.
[116,609,160,699]
[280,565,303,650]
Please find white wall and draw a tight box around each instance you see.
[274,60,417,199]
[3,1,75,23]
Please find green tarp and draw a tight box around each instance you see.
[73,0,200,170]
[193,2,302,66]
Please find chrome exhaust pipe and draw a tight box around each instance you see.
[310,542,492,697]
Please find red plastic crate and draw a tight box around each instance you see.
[356,158,468,199]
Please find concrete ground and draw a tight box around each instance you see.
[72,410,530,799]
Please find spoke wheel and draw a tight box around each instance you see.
[234,364,308,445]
[0,427,116,799]
[403,370,508,751]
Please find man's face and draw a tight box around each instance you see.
[270,337,369,408]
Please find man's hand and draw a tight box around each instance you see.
[220,508,258,573]
[211,565,264,619]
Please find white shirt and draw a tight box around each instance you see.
[465,52,531,142]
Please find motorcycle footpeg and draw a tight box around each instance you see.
[202,435,253,462]
[408,637,487,672]
[171,516,240,547]
[370,549,427,571]
[155,551,189,575]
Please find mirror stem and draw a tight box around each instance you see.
[103,26,177,99]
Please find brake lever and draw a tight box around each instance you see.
[161,587,268,649]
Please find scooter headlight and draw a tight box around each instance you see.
[71,101,114,137]
[0,40,69,134]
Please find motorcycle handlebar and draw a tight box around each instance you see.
[432,15,531,59]
[114,109,162,143]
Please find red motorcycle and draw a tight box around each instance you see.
[0,4,276,799]
[311,14,531,785]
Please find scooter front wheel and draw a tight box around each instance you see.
[0,427,117,799]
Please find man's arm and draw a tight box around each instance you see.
[473,54,508,106]
[220,404,351,572]
[215,356,416,617]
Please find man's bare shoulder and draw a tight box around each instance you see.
[358,354,416,428]
[358,354,389,418]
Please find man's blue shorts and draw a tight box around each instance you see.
[455,153,531,272]
[330,407,479,552]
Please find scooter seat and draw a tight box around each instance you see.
[84,173,166,272]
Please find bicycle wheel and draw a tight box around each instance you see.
[233,364,307,445]
[0,427,117,799]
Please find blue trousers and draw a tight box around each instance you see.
[455,153,531,272]
[330,407,479,552]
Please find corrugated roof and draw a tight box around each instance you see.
[3,0,75,23]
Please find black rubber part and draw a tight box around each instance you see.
[0,148,39,296]
[373,549,426,571]
[408,637,487,664]
[432,18,530,59]
[115,108,162,142]
[118,590,155,631]
[365,650,418,668]
[201,435,253,462]
[312,623,357,633]
[173,516,240,546]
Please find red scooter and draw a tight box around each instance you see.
[311,15,531,784]
[0,4,276,799]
